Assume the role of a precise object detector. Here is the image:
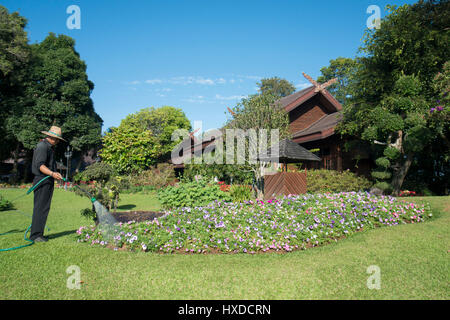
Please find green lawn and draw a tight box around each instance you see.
[0,188,448,299]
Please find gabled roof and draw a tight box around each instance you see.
[277,85,342,113]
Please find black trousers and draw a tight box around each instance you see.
[30,180,54,240]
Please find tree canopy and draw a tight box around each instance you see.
[257,77,296,98]
[0,5,103,181]
[100,106,191,174]
[335,0,449,195]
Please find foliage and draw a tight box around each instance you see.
[6,33,103,155]
[0,6,30,162]
[183,163,253,185]
[73,162,128,212]
[80,207,97,222]
[0,194,14,211]
[157,179,232,209]
[336,1,449,195]
[127,163,177,191]
[317,57,359,105]
[100,106,191,174]
[306,169,372,193]
[76,192,432,253]
[0,6,29,77]
[256,77,296,98]
[228,184,254,203]
[224,92,290,198]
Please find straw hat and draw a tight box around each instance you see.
[41,126,67,142]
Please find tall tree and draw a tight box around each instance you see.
[224,92,290,199]
[338,0,450,195]
[257,77,296,98]
[0,6,30,162]
[317,57,359,105]
[5,33,103,178]
[100,106,191,173]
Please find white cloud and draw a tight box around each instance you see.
[145,79,163,84]
[295,82,311,90]
[215,94,245,101]
[195,77,215,85]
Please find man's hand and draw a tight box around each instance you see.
[51,172,63,181]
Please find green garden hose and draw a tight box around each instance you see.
[1,175,54,252]
[1,176,98,252]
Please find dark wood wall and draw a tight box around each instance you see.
[288,96,327,134]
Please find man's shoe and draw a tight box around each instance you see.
[33,236,48,242]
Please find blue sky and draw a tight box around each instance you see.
[3,0,416,133]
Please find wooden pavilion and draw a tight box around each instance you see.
[258,138,320,199]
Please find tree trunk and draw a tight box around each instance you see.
[391,153,414,196]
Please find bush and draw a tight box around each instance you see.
[0,194,14,211]
[73,162,128,212]
[229,185,254,202]
[373,181,392,193]
[158,179,232,209]
[128,163,177,191]
[306,169,372,193]
[183,163,253,185]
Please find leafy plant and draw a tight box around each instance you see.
[228,185,253,202]
[128,163,177,190]
[158,179,232,209]
[80,207,97,224]
[306,169,372,193]
[73,162,128,212]
[0,194,14,211]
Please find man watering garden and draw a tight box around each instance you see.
[29,126,65,242]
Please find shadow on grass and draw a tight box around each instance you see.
[0,228,26,236]
[47,229,77,239]
[116,204,136,210]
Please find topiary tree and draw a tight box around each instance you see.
[73,162,129,213]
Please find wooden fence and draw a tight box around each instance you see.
[263,172,307,200]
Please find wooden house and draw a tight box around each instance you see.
[171,73,372,177]
[277,79,372,176]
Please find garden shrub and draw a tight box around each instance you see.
[183,163,253,185]
[229,185,254,202]
[0,194,14,211]
[73,162,128,212]
[158,179,232,209]
[306,169,372,193]
[127,163,177,191]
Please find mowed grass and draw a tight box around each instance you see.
[0,188,448,300]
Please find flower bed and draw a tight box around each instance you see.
[76,192,432,254]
